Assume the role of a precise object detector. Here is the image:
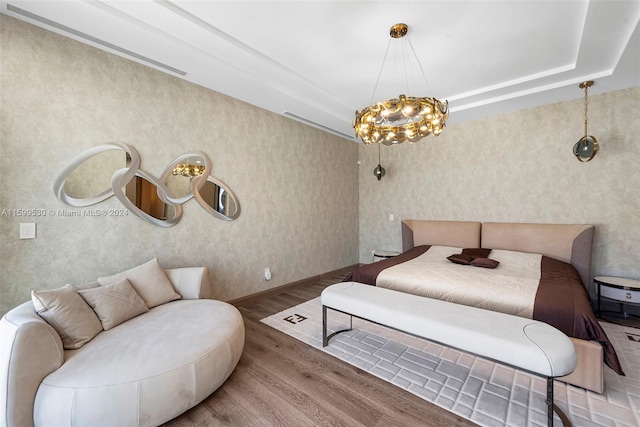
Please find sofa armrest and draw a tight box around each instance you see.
[165,267,213,300]
[1,302,64,427]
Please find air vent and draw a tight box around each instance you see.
[7,4,188,77]
[282,112,355,140]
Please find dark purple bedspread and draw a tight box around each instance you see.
[345,245,624,375]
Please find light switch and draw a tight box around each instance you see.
[389,214,395,221]
[19,223,36,239]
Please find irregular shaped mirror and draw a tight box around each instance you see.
[193,176,241,221]
[54,143,140,207]
[112,168,182,227]
[159,152,211,204]
[64,150,127,199]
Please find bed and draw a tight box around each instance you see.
[347,220,624,393]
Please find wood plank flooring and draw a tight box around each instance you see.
[163,274,478,427]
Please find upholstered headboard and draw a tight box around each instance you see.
[402,220,481,250]
[401,220,594,287]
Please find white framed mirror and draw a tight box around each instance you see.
[111,168,182,227]
[53,143,140,207]
[159,151,211,205]
[193,175,241,221]
[53,144,240,226]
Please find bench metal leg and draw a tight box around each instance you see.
[322,305,328,346]
[322,305,352,347]
[547,378,572,427]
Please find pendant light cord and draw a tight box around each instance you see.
[370,38,393,105]
[583,84,589,138]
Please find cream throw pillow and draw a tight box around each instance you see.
[31,284,103,349]
[79,278,149,330]
[97,258,180,308]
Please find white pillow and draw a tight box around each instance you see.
[97,258,180,308]
[79,278,149,330]
[31,284,103,349]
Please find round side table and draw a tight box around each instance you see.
[595,276,640,326]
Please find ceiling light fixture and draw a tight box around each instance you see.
[573,81,599,162]
[373,143,386,181]
[354,23,449,145]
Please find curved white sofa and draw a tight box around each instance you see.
[0,267,245,427]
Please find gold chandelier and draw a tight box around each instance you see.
[171,162,205,177]
[354,23,449,145]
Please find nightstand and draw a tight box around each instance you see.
[595,276,640,326]
[373,250,400,263]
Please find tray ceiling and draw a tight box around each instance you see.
[2,1,639,141]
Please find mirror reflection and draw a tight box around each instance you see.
[193,176,241,221]
[63,151,126,199]
[159,153,210,205]
[164,173,192,201]
[125,175,177,221]
[200,181,238,218]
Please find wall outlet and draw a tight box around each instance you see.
[264,267,272,281]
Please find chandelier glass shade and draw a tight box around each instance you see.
[354,24,448,145]
[171,162,205,177]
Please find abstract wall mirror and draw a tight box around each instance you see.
[159,152,211,205]
[193,176,241,221]
[63,150,127,199]
[54,144,240,226]
[112,168,182,227]
[53,143,140,207]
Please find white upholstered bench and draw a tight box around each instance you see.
[321,282,577,427]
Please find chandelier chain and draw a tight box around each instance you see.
[584,83,589,137]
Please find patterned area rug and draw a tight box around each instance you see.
[261,297,640,427]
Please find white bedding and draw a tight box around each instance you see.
[375,246,542,318]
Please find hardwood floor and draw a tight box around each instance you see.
[163,274,478,427]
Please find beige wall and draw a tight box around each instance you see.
[0,16,359,315]
[359,86,640,294]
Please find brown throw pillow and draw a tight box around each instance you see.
[461,248,492,259]
[447,254,473,265]
[31,284,103,349]
[471,258,500,269]
[79,278,149,330]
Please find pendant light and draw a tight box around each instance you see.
[573,81,599,162]
[373,143,386,181]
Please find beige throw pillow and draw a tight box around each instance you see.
[31,284,103,349]
[79,278,149,330]
[97,258,180,308]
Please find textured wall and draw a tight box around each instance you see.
[0,16,359,315]
[359,86,640,294]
